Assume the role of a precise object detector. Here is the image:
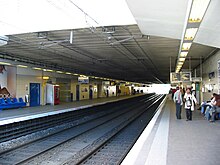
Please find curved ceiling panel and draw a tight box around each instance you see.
[126,0,220,48]
[126,0,189,40]
[194,0,220,48]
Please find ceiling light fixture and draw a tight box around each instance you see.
[180,52,188,57]
[33,67,43,70]
[0,61,11,65]
[56,71,64,74]
[17,65,28,68]
[188,0,211,23]
[182,43,192,51]
[175,0,210,73]
[43,69,54,72]
[179,57,186,62]
[42,76,50,80]
[184,28,198,40]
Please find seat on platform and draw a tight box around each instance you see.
[6,98,14,104]
[0,98,7,105]
[0,97,26,110]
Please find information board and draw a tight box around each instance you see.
[170,72,191,83]
[78,76,89,84]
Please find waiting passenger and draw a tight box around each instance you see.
[204,94,217,120]
[201,93,217,114]
[173,87,183,119]
[209,94,220,122]
[183,88,197,121]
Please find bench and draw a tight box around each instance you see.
[0,98,26,111]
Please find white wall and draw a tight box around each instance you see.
[108,86,117,97]
[151,84,171,94]
[0,66,8,88]
[80,84,89,100]
[200,50,220,101]
[7,66,17,97]
[134,87,149,93]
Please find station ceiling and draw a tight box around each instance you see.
[0,25,216,83]
[0,0,219,83]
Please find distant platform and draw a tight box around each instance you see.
[0,94,142,126]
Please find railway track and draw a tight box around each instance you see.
[0,94,165,165]
[0,96,146,143]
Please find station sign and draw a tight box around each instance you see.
[102,81,110,86]
[180,72,191,82]
[78,76,89,84]
[170,72,191,83]
[191,77,202,82]
[170,73,180,83]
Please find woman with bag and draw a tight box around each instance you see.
[184,88,197,121]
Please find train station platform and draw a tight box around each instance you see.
[122,97,220,165]
[0,94,141,125]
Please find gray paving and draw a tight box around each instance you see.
[167,100,220,165]
[0,95,139,120]
[123,98,220,165]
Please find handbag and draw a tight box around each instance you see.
[186,97,192,107]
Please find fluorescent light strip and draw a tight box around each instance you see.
[42,76,49,80]
[33,67,42,70]
[175,0,210,73]
[43,69,54,72]
[189,0,211,23]
[184,28,198,40]
[56,71,64,74]
[17,65,28,68]
[65,72,71,75]
[180,52,188,57]
[182,43,192,50]
[178,61,184,65]
[179,57,186,62]
[0,62,11,65]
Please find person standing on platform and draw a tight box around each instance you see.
[184,88,197,121]
[173,87,183,119]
